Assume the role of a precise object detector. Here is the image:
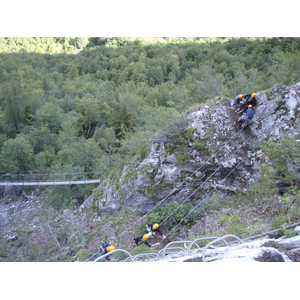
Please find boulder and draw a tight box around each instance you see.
[277,235,300,250]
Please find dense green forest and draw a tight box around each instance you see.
[1,37,300,209]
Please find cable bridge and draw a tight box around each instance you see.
[0,179,101,186]
[0,171,104,186]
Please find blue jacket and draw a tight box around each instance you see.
[246,108,254,120]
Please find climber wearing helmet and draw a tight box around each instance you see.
[100,241,116,261]
[232,94,249,110]
[235,94,251,112]
[238,104,255,128]
[247,93,258,107]
[146,223,166,239]
[236,93,258,113]
[231,94,243,109]
[132,234,160,247]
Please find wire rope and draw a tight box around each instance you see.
[161,139,263,241]
[85,105,278,261]
[159,131,256,229]
[160,110,300,242]
[85,116,254,261]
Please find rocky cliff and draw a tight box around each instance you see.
[80,82,300,216]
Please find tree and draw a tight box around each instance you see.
[107,101,135,138]
[27,125,57,154]
[46,163,85,209]
[57,137,102,173]
[93,125,117,171]
[34,102,64,134]
[0,134,34,177]
[34,145,56,172]
[57,115,80,148]
[0,82,27,134]
[68,64,79,80]
[76,93,100,138]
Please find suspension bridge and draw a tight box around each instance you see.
[0,179,101,186]
[0,171,104,186]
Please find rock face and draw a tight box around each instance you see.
[80,82,300,215]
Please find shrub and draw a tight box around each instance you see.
[76,249,90,261]
[260,134,300,185]
[282,228,298,239]
[136,201,204,233]
[271,215,289,230]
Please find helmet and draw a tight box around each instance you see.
[248,104,253,108]
[239,94,243,99]
[107,246,115,252]
[153,223,159,230]
[143,234,149,240]
[251,93,256,98]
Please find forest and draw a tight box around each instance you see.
[1,37,300,209]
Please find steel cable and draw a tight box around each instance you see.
[160,132,274,242]
[85,105,278,261]
[85,116,253,261]
[159,132,257,236]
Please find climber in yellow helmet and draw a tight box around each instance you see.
[236,93,258,113]
[132,234,159,248]
[146,223,166,239]
[231,94,245,110]
[238,104,255,128]
[100,241,116,262]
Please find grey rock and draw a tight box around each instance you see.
[277,235,300,250]
[79,81,300,216]
[294,226,300,235]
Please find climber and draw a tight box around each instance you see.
[234,94,251,111]
[238,104,255,128]
[247,93,258,107]
[230,94,243,109]
[236,93,258,113]
[146,223,166,239]
[100,241,116,261]
[132,234,160,248]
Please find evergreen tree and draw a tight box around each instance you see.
[0,134,34,176]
